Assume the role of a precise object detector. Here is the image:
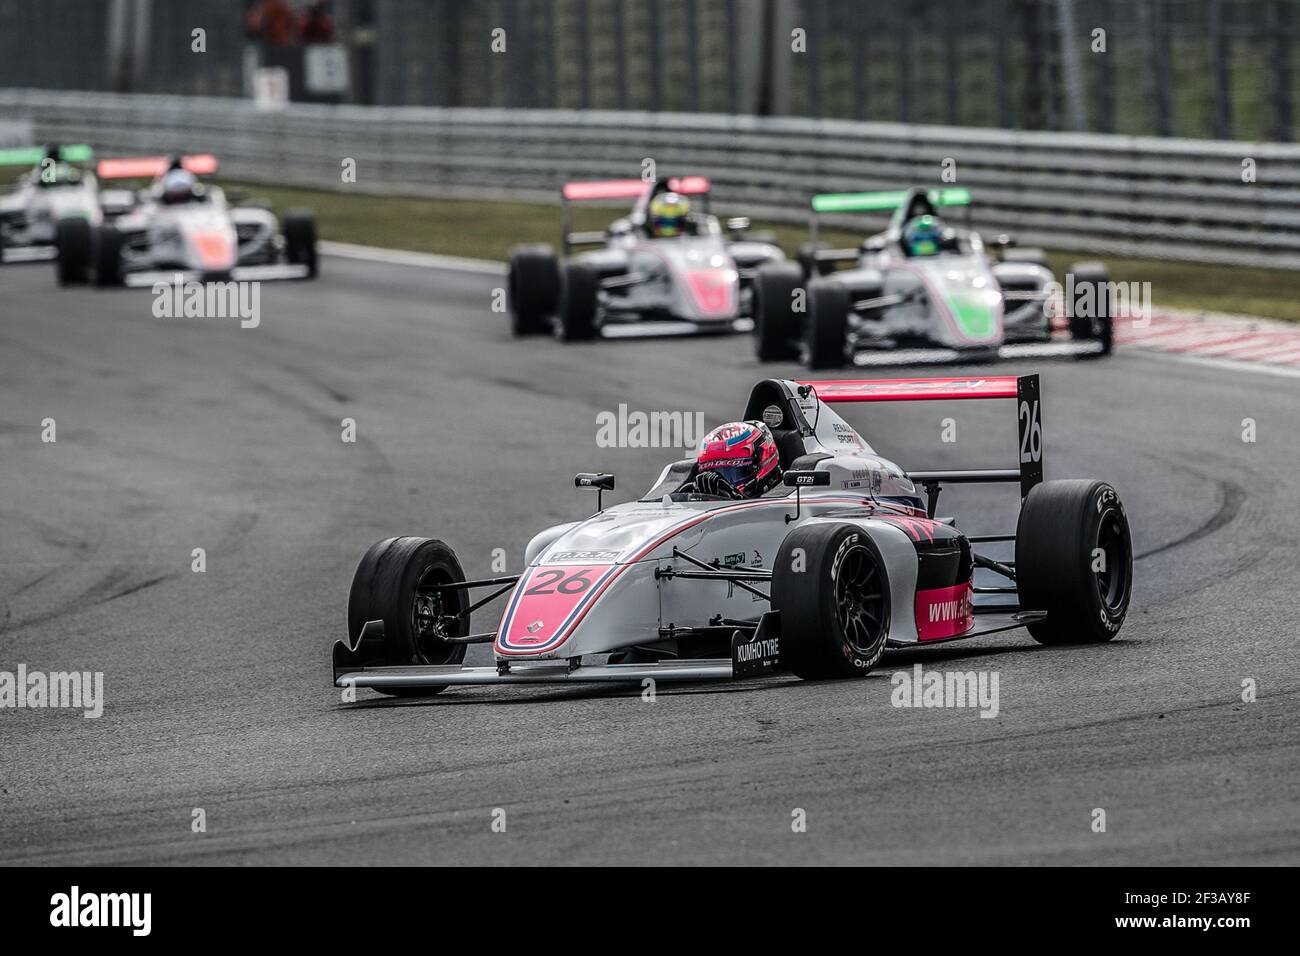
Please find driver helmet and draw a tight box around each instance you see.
[695,421,782,498]
[160,168,201,204]
[648,191,690,237]
[902,214,945,257]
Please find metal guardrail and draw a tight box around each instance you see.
[4,88,1299,268]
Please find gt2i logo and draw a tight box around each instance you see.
[523,568,595,595]
[1018,399,1041,464]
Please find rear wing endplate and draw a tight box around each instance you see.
[797,374,1042,499]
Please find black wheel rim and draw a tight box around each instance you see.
[410,565,465,664]
[834,546,887,655]
[1094,510,1131,613]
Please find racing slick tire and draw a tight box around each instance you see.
[556,261,599,342]
[754,261,803,362]
[94,226,125,287]
[55,217,92,285]
[1065,261,1113,356]
[283,209,318,278]
[773,523,890,679]
[796,241,833,279]
[507,243,560,336]
[1015,479,1132,645]
[347,536,470,696]
[805,277,849,370]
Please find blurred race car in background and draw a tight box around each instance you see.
[507,175,786,340]
[53,153,319,287]
[754,187,1113,369]
[0,144,132,281]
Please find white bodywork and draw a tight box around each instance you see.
[493,379,935,662]
[0,173,101,258]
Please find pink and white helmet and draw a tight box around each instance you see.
[696,420,782,498]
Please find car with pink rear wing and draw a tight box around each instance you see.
[506,175,787,340]
[333,373,1132,697]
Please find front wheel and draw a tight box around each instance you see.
[753,261,803,362]
[556,261,598,341]
[507,243,559,335]
[805,277,849,370]
[772,523,891,679]
[1066,261,1112,356]
[1016,479,1132,645]
[283,209,318,278]
[94,226,124,287]
[347,536,469,695]
[55,218,92,285]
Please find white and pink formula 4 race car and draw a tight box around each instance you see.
[505,175,786,340]
[333,374,1133,697]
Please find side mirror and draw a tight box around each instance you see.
[783,470,829,523]
[783,470,830,487]
[575,472,615,512]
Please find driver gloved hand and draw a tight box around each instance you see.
[694,470,741,499]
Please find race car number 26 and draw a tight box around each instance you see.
[524,568,595,595]
[1019,399,1042,464]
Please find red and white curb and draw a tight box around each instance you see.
[1113,309,1300,374]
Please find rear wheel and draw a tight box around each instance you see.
[1066,261,1112,356]
[507,244,559,335]
[556,261,598,341]
[805,277,849,370]
[753,261,803,362]
[283,209,318,278]
[772,523,890,679]
[55,218,92,285]
[1015,480,1132,645]
[347,536,469,695]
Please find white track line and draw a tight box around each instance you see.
[319,240,506,275]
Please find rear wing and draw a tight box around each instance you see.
[808,187,973,247]
[96,154,219,179]
[560,175,711,252]
[0,144,94,166]
[797,374,1042,508]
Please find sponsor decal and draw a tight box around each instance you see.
[546,549,621,563]
[915,583,973,640]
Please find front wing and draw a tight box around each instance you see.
[332,609,1045,691]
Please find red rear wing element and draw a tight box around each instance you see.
[96,154,219,179]
[799,376,1020,402]
[798,375,1042,498]
[561,175,710,201]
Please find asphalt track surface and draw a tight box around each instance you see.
[1,254,1297,866]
